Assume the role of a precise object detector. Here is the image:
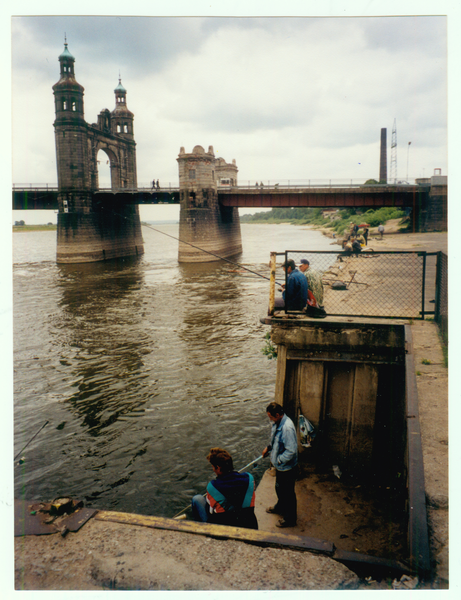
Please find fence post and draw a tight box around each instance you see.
[434,251,442,323]
[269,252,277,315]
[420,252,427,320]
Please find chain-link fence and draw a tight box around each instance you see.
[272,250,436,319]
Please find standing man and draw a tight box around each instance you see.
[191,448,258,529]
[273,259,308,312]
[378,223,385,239]
[262,402,298,528]
[299,259,324,307]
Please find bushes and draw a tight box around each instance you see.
[240,205,405,232]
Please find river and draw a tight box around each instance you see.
[13,222,334,518]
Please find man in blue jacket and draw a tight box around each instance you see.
[262,402,298,528]
[273,259,308,312]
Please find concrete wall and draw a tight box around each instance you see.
[271,320,407,484]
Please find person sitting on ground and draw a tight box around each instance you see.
[273,259,308,312]
[191,448,258,529]
[298,259,324,307]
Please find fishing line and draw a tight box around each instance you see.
[172,453,264,519]
[100,206,284,285]
[14,420,49,461]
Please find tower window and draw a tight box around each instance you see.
[117,124,121,133]
[71,100,77,111]
[63,99,67,110]
[123,124,128,133]
[189,170,196,180]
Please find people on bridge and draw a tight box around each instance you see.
[273,259,308,312]
[152,179,156,189]
[262,402,298,528]
[191,448,258,529]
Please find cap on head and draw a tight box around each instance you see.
[300,259,309,265]
[282,259,296,270]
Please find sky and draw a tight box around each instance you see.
[9,7,451,224]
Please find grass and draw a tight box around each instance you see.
[13,224,57,232]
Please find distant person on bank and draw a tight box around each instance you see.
[299,259,324,307]
[191,448,258,529]
[273,259,308,312]
[262,402,298,528]
[378,224,384,239]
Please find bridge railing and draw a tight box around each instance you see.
[13,178,423,193]
[270,249,438,320]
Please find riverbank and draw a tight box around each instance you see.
[12,229,448,592]
[14,318,448,592]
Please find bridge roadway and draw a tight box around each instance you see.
[12,183,424,211]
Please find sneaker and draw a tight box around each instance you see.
[276,518,297,528]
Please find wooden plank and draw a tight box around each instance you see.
[94,510,334,554]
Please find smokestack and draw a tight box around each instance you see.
[379,128,387,183]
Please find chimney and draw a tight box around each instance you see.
[379,128,387,183]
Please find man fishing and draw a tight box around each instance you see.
[262,402,298,528]
[273,258,308,312]
[191,448,258,529]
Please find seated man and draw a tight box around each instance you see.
[273,259,308,312]
[191,448,258,529]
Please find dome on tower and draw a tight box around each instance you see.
[59,43,75,61]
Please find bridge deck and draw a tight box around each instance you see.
[13,184,425,210]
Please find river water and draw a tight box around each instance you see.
[13,223,334,518]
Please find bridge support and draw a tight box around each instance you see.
[57,201,144,263]
[177,145,242,263]
[53,42,144,264]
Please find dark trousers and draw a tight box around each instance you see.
[274,466,298,524]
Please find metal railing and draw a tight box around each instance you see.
[270,249,439,320]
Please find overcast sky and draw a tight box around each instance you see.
[10,9,449,223]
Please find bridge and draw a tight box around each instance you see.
[12,181,425,211]
[17,42,446,264]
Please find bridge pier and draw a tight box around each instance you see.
[57,203,144,263]
[177,146,242,263]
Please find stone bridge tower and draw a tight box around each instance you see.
[52,41,143,263]
[177,145,242,262]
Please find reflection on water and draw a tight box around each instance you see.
[13,223,332,517]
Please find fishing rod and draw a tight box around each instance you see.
[101,207,286,285]
[14,420,49,461]
[172,453,264,520]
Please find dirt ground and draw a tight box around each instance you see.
[12,230,449,593]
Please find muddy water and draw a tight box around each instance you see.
[13,223,334,518]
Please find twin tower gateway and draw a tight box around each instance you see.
[53,42,242,264]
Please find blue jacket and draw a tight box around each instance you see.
[283,268,308,311]
[269,414,298,471]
